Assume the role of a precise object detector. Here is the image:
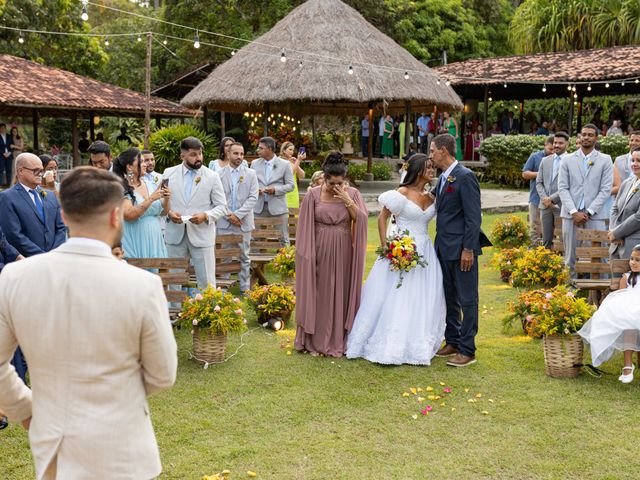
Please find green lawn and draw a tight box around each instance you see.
[2,211,636,480]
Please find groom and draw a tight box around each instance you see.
[431,133,491,367]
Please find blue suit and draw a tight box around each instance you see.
[0,183,66,257]
[434,164,491,356]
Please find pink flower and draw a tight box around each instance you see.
[420,406,433,415]
[566,291,575,298]
[235,308,243,315]
[194,293,203,301]
[443,387,452,394]
[545,293,553,300]
[192,319,198,326]
[214,305,221,312]
[233,298,241,303]
[526,315,533,323]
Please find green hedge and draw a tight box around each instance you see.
[348,162,392,181]
[478,134,631,186]
[148,125,219,172]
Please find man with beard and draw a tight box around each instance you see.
[141,149,162,187]
[0,167,177,478]
[163,136,227,288]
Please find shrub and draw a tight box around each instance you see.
[347,161,391,181]
[503,286,594,338]
[246,283,296,320]
[148,124,218,172]
[347,163,367,180]
[270,246,296,278]
[478,134,629,186]
[510,247,569,288]
[491,215,529,248]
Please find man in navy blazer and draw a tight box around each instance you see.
[0,122,14,187]
[0,153,66,257]
[431,134,491,367]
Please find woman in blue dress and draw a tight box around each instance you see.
[113,148,170,258]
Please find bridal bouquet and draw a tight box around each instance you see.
[376,230,427,288]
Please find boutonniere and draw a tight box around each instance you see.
[447,175,456,183]
[587,160,594,167]
[239,176,244,184]
[194,176,201,185]
[632,187,639,195]
[39,188,47,199]
[153,175,159,183]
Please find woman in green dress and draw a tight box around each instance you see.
[443,111,463,161]
[381,114,394,159]
[281,141,306,208]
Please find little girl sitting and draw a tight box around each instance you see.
[579,245,640,383]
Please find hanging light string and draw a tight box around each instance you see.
[2,22,639,87]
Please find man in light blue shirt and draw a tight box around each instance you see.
[417,113,429,153]
[361,116,369,158]
[522,136,554,245]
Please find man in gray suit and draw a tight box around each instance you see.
[609,147,640,260]
[163,137,227,288]
[613,131,640,184]
[218,142,259,293]
[536,131,569,249]
[251,136,295,245]
[558,124,613,278]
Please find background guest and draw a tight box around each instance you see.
[217,142,259,293]
[9,127,23,174]
[280,141,306,209]
[0,122,13,187]
[208,136,245,172]
[536,132,568,249]
[360,115,369,158]
[308,171,324,190]
[141,149,162,187]
[608,147,640,261]
[112,148,169,259]
[613,131,640,188]
[251,136,294,245]
[164,137,227,288]
[523,136,554,246]
[295,152,368,357]
[381,114,394,160]
[443,111,463,161]
[40,154,60,193]
[87,140,113,171]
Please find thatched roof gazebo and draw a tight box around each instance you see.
[182,0,461,171]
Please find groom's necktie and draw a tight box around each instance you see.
[438,174,446,195]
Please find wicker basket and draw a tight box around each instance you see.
[192,328,227,364]
[542,334,584,378]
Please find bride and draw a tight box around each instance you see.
[346,154,446,365]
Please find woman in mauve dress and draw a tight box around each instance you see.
[294,152,368,357]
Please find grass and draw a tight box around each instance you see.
[2,211,637,479]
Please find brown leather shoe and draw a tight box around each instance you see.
[435,344,459,357]
[446,353,477,367]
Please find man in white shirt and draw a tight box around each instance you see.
[613,131,640,183]
[141,149,162,187]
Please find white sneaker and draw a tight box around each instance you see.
[619,365,635,384]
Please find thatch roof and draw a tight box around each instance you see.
[0,54,195,118]
[181,0,462,115]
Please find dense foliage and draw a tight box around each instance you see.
[491,215,529,249]
[177,286,247,336]
[148,124,218,171]
[510,247,569,288]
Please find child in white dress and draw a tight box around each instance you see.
[578,245,640,383]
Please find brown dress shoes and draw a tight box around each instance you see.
[435,344,459,357]
[446,353,477,367]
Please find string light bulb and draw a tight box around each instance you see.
[587,83,592,91]
[280,49,287,63]
[104,37,109,46]
[18,31,24,44]
[445,80,451,86]
[81,4,89,21]
[231,50,236,56]
[571,85,576,92]
[348,65,353,75]
[503,81,507,88]
[621,81,625,87]
[605,82,610,88]
[488,96,492,102]
[298,61,303,68]
[542,84,547,92]
[404,71,409,80]
[636,79,639,84]
[137,35,142,42]
[193,30,200,49]
[163,38,167,45]
[567,84,572,91]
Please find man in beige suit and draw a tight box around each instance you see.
[0,167,177,479]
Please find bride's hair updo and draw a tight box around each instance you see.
[322,151,347,178]
[399,153,429,187]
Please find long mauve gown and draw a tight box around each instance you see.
[294,185,368,356]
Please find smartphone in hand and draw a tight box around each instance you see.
[160,178,169,189]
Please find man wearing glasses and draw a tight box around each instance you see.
[0,152,66,384]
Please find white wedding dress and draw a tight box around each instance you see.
[346,190,446,365]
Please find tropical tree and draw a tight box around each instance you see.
[510,0,640,54]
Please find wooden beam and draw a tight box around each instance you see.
[32,109,39,154]
[71,111,80,167]
[404,101,411,159]
[367,105,373,174]
[483,86,489,138]
[89,111,95,141]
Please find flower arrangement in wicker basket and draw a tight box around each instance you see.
[247,283,296,327]
[270,245,296,283]
[491,215,529,249]
[491,247,526,282]
[510,247,569,288]
[177,286,246,364]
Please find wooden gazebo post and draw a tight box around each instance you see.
[482,86,489,137]
[31,109,39,154]
[365,103,374,181]
[404,101,411,158]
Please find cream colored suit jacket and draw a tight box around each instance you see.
[163,164,228,248]
[0,240,177,480]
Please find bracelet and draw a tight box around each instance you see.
[344,202,355,209]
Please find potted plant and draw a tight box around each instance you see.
[177,286,246,364]
[491,215,530,249]
[510,247,569,288]
[270,245,296,284]
[247,283,296,330]
[527,286,595,378]
[492,247,526,282]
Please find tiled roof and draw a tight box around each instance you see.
[435,45,640,86]
[0,54,194,117]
